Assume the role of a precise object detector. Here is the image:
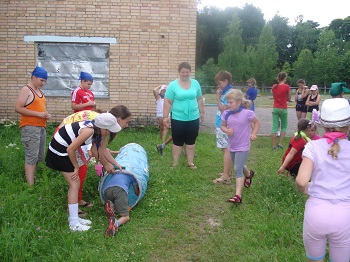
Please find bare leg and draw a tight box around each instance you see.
[25,163,37,186]
[221,148,232,179]
[296,111,301,120]
[172,144,183,167]
[164,136,173,145]
[243,165,250,178]
[301,112,307,119]
[185,144,195,166]
[235,177,245,197]
[117,216,130,227]
[278,131,286,146]
[271,133,277,148]
[62,172,80,204]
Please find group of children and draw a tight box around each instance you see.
[16,66,136,235]
[16,66,350,260]
[153,71,260,205]
[295,79,321,120]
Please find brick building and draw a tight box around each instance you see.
[0,0,197,125]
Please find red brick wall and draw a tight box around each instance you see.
[0,0,197,125]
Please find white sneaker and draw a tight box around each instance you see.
[78,218,92,225]
[69,223,91,232]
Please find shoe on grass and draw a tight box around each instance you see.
[70,223,90,232]
[106,216,118,237]
[78,218,92,225]
[105,200,115,220]
[156,144,163,156]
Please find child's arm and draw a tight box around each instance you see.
[250,117,260,140]
[296,157,313,195]
[277,147,298,175]
[301,87,310,98]
[305,95,311,106]
[153,85,162,100]
[216,88,227,112]
[221,120,234,136]
[133,185,140,196]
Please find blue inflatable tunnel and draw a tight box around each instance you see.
[98,143,149,209]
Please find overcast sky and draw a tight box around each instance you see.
[198,0,349,27]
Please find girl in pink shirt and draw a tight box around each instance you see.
[221,89,260,204]
[296,98,350,262]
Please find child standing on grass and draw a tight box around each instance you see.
[70,72,96,215]
[296,98,350,262]
[153,84,172,156]
[46,111,130,232]
[212,71,254,185]
[295,79,309,120]
[306,85,321,120]
[103,173,140,237]
[271,72,291,149]
[221,89,260,204]
[15,66,51,186]
[245,78,258,111]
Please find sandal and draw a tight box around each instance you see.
[244,170,255,188]
[213,177,231,185]
[277,144,283,149]
[78,210,87,218]
[228,194,242,204]
[79,201,94,208]
[217,173,233,178]
[188,163,197,169]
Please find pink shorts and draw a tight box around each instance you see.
[303,197,350,261]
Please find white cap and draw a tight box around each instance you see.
[159,85,168,94]
[94,113,121,133]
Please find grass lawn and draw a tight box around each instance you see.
[0,122,316,261]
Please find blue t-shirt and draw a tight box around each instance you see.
[165,78,202,121]
[215,86,233,128]
[102,172,138,194]
[246,87,258,111]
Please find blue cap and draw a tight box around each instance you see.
[79,71,93,81]
[31,66,48,80]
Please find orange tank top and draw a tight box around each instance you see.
[19,85,47,128]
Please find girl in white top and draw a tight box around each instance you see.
[296,98,350,262]
[153,85,172,155]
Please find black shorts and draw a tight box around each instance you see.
[296,104,307,113]
[171,118,199,146]
[45,149,74,172]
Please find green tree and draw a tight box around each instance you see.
[292,49,316,85]
[196,6,240,67]
[269,15,293,69]
[291,21,321,61]
[314,30,340,87]
[195,58,219,87]
[236,4,265,48]
[217,15,247,82]
[328,17,350,42]
[337,50,350,84]
[251,25,279,86]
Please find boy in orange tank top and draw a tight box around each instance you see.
[15,66,51,186]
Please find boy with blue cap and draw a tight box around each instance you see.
[71,71,95,112]
[70,71,96,214]
[15,66,51,186]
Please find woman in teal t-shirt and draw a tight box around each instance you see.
[163,62,204,169]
